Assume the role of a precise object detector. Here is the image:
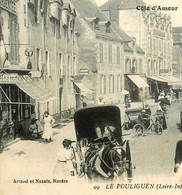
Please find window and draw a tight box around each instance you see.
[139,59,142,73]
[68,56,70,75]
[73,56,76,75]
[59,53,63,75]
[153,38,156,54]
[109,74,114,93]
[100,74,106,94]
[45,51,50,76]
[36,48,41,71]
[117,46,120,64]
[108,44,112,63]
[117,75,122,92]
[99,42,103,63]
[9,18,19,64]
[148,37,152,54]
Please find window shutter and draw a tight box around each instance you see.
[49,51,51,76]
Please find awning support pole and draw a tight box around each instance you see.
[0,86,12,103]
[156,80,159,93]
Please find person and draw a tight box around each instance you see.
[103,123,122,144]
[158,104,167,130]
[42,111,55,143]
[174,140,182,182]
[95,126,102,138]
[29,118,43,139]
[138,110,150,129]
[54,139,81,177]
[176,89,179,103]
[158,92,165,101]
[98,97,104,105]
[154,107,164,125]
[154,90,159,103]
[144,103,151,116]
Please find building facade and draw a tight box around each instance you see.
[0,0,79,131]
[70,0,125,105]
[100,0,177,94]
[173,27,182,79]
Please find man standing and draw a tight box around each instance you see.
[174,140,182,181]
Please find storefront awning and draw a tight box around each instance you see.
[0,74,56,103]
[74,82,94,95]
[147,76,168,83]
[127,75,149,88]
[147,75,182,86]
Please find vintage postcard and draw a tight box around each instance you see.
[0,0,182,194]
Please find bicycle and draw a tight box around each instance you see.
[133,117,163,136]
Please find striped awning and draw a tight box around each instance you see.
[127,75,149,88]
[0,74,56,103]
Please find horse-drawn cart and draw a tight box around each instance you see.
[73,105,133,181]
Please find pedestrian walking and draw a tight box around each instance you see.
[174,140,182,182]
[42,111,55,143]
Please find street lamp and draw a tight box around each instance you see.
[25,48,34,69]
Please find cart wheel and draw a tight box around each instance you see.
[133,124,144,136]
[152,123,163,135]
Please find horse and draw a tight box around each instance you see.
[83,141,132,181]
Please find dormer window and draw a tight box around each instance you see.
[93,17,100,30]
[105,21,111,33]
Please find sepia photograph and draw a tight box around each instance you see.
[0,0,182,194]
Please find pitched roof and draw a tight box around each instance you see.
[111,21,144,54]
[70,0,122,42]
[100,0,145,11]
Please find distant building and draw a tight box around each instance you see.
[110,22,148,101]
[173,27,182,79]
[0,0,79,130]
[70,0,125,105]
[100,0,182,93]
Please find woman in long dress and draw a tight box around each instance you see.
[42,111,55,143]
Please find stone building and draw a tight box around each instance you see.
[0,0,79,130]
[70,0,125,105]
[100,0,181,94]
[111,23,148,102]
[173,27,182,79]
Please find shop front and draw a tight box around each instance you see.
[125,74,149,102]
[0,73,56,145]
[147,75,182,95]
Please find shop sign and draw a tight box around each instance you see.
[80,69,89,75]
[0,73,18,83]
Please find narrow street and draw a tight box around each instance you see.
[129,102,182,182]
[0,102,182,193]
